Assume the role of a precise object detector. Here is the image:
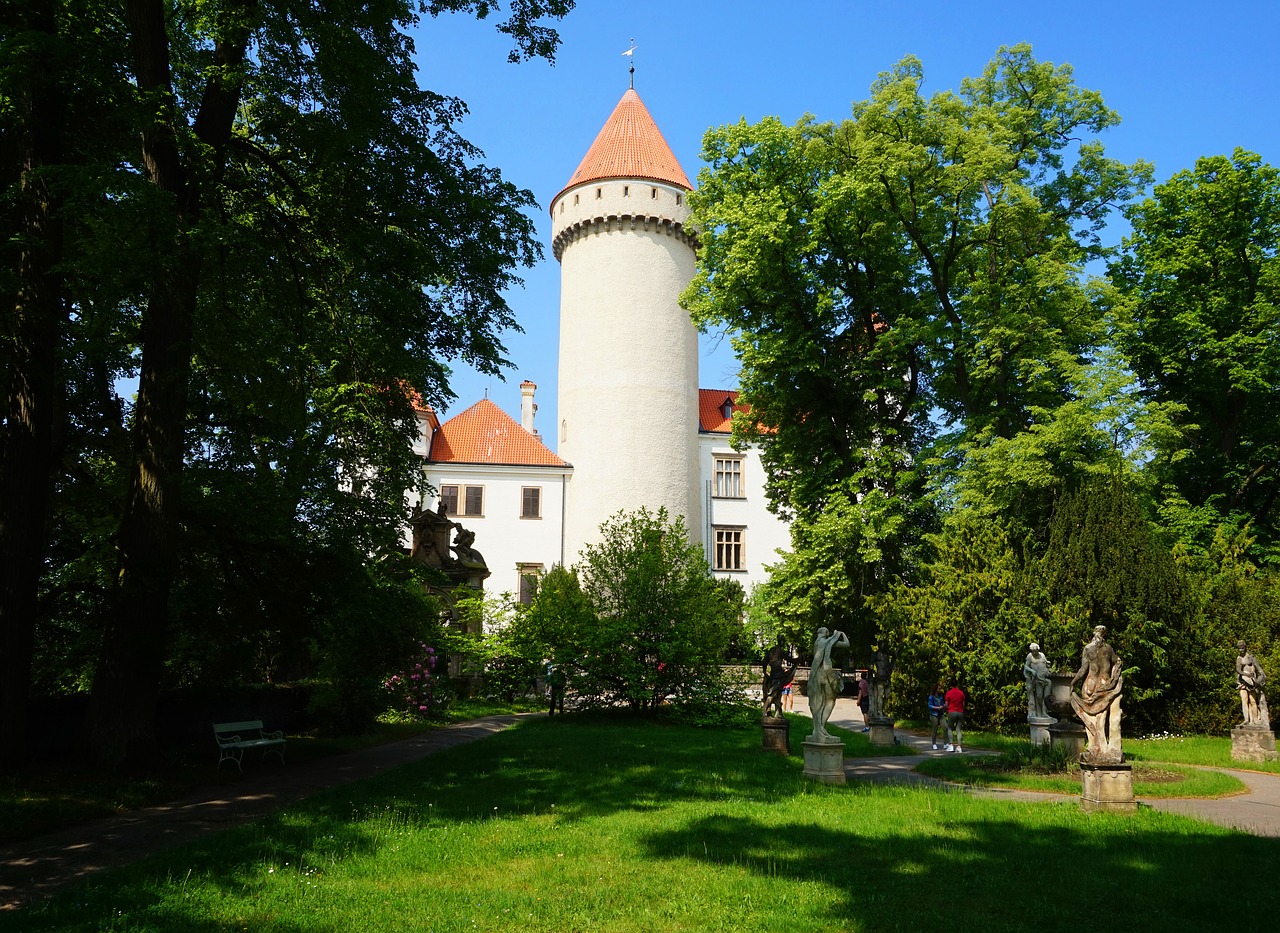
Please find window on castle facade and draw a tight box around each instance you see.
[713,457,743,498]
[517,563,544,605]
[521,486,542,519]
[440,484,484,517]
[714,527,745,572]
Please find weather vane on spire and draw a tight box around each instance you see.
[622,38,635,89]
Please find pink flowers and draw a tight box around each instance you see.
[384,642,444,720]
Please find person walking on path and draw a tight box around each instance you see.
[857,672,871,731]
[927,684,946,749]
[944,681,966,752]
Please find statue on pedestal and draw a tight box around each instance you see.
[868,648,893,722]
[1023,643,1055,722]
[1070,625,1124,765]
[1236,641,1270,730]
[808,627,848,743]
[761,636,797,720]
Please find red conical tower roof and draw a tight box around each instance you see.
[552,89,692,210]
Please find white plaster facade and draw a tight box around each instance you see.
[697,433,793,586]
[422,461,570,599]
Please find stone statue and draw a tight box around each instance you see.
[761,636,797,720]
[1023,643,1054,721]
[1070,625,1125,765]
[868,648,892,722]
[1236,641,1270,730]
[452,528,485,568]
[808,626,849,743]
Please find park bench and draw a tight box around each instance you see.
[213,720,287,772]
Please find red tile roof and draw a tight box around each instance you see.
[699,388,748,433]
[553,88,692,208]
[428,399,568,467]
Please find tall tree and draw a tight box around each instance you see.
[0,0,66,770]
[1112,149,1280,559]
[684,46,1150,636]
[57,0,572,769]
[0,0,140,769]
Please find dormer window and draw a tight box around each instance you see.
[722,400,734,420]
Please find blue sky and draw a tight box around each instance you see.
[410,1,1279,448]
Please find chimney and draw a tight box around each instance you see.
[520,380,537,434]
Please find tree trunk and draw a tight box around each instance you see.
[90,0,199,770]
[90,0,252,769]
[0,0,66,772]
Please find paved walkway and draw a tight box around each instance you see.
[0,714,531,911]
[4,701,1279,911]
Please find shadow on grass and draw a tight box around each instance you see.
[639,811,1280,932]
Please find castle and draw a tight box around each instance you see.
[413,86,790,600]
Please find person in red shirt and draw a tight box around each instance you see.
[943,683,966,753]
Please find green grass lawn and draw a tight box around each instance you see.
[1125,733,1280,772]
[7,712,1277,933]
[906,729,1270,795]
[913,752,1245,797]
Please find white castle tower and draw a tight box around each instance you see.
[550,86,701,558]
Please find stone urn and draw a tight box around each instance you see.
[1047,672,1074,717]
[1046,671,1087,757]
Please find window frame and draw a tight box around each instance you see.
[521,486,542,520]
[713,526,746,572]
[517,563,544,605]
[713,456,745,499]
[439,484,484,517]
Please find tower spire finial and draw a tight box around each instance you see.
[622,39,635,89]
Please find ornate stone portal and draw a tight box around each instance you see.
[1071,626,1136,813]
[1231,641,1277,763]
[409,504,491,690]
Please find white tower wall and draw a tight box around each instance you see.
[553,179,700,559]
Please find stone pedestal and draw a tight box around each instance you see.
[1028,716,1055,746]
[868,721,895,747]
[1231,726,1278,763]
[761,716,791,755]
[1080,761,1136,813]
[1048,720,1086,758]
[802,739,846,784]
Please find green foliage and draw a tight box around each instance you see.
[450,589,542,704]
[525,509,736,712]
[685,45,1151,545]
[872,511,1032,727]
[760,483,920,664]
[1036,475,1193,732]
[307,561,444,735]
[1112,149,1280,561]
[2,0,575,766]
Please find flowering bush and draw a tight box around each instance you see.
[383,643,451,720]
